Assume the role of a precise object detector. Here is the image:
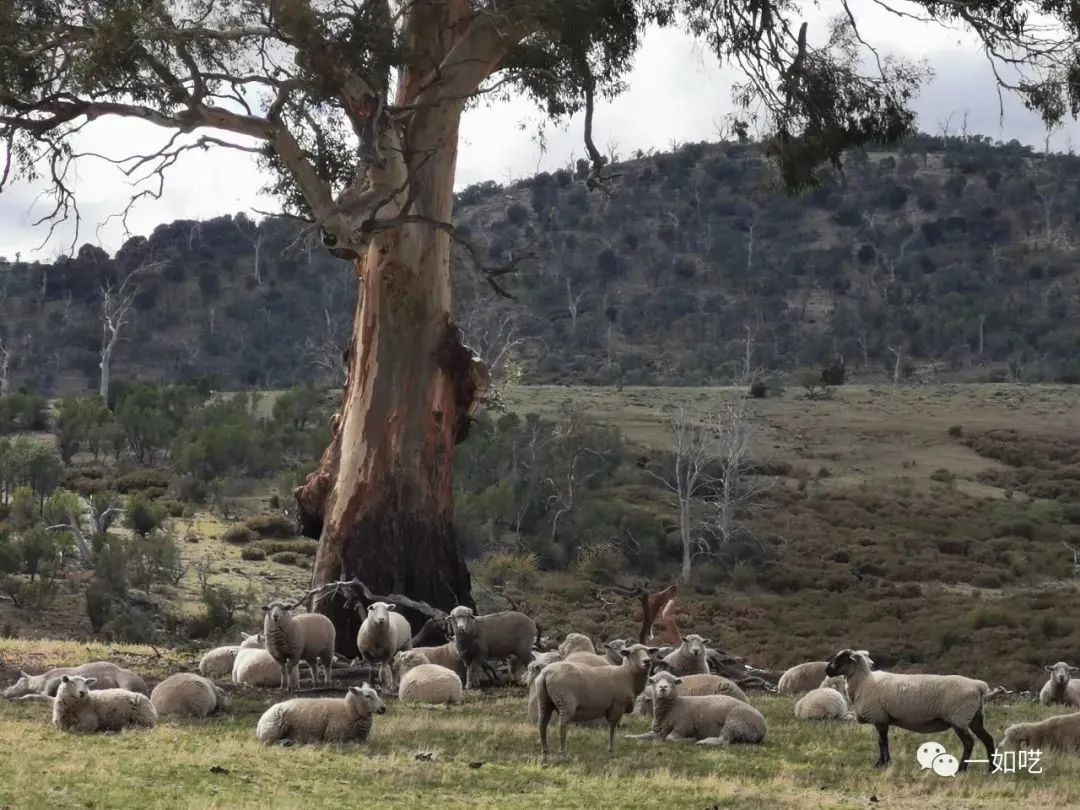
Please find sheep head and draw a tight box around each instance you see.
[2,672,33,699]
[57,675,96,700]
[826,649,873,677]
[682,634,709,660]
[367,601,396,629]
[820,675,849,698]
[393,650,429,675]
[648,670,683,698]
[621,644,660,672]
[1046,661,1079,686]
[449,605,476,636]
[347,682,387,715]
[239,632,264,649]
[261,601,293,628]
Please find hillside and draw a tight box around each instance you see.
[2,133,1079,395]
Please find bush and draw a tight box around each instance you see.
[749,380,768,399]
[821,359,846,386]
[85,584,113,633]
[128,530,184,593]
[94,537,129,595]
[730,561,756,590]
[930,468,956,485]
[240,547,266,561]
[113,468,172,493]
[473,551,539,590]
[202,585,245,633]
[270,551,299,566]
[126,493,166,536]
[104,609,156,644]
[220,526,259,545]
[256,539,317,557]
[574,542,624,584]
[244,513,295,538]
[992,520,1036,540]
[948,425,964,438]
[160,499,184,518]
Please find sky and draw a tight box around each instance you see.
[1,2,1076,259]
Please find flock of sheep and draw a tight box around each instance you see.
[5,600,1080,771]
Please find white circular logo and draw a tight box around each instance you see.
[916,742,947,770]
[932,753,960,777]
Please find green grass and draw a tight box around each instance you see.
[2,638,1080,810]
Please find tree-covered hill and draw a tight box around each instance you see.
[1,132,1078,394]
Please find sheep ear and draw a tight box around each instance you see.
[701,639,712,645]
[646,647,660,655]
[620,649,631,658]
[1046,665,1056,672]
[648,674,658,683]
[673,677,683,685]
[241,632,251,640]
[84,678,97,686]
[260,605,270,612]
[387,604,396,611]
[60,675,70,684]
[19,670,29,679]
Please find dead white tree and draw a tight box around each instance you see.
[234,216,264,286]
[565,277,585,336]
[457,294,526,387]
[887,344,904,385]
[709,391,769,549]
[0,338,10,397]
[1064,542,1080,577]
[99,263,155,401]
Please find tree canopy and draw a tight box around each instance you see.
[3,0,1077,251]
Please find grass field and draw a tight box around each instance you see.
[1,637,1077,809]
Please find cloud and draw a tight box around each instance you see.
[1,16,1076,258]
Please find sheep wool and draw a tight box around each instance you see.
[198,646,241,679]
[558,633,596,657]
[1039,662,1080,708]
[53,675,157,733]
[794,687,851,721]
[777,661,829,697]
[636,673,749,716]
[450,606,537,689]
[629,671,765,745]
[660,635,710,677]
[395,651,464,705]
[151,673,229,718]
[1002,711,1080,753]
[3,662,147,698]
[255,683,386,745]
[356,602,412,692]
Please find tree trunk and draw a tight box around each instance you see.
[99,343,113,401]
[296,98,486,657]
[680,500,692,582]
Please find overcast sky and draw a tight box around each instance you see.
[1,3,1076,259]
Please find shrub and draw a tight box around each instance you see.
[160,499,185,518]
[113,468,173,493]
[992,520,1036,540]
[730,561,756,590]
[244,513,295,538]
[948,425,964,438]
[126,493,165,536]
[474,551,539,590]
[202,585,244,633]
[256,540,317,556]
[930,468,956,485]
[1064,504,1080,524]
[104,609,156,644]
[85,583,113,633]
[574,542,624,584]
[221,526,259,545]
[240,547,266,561]
[821,359,846,386]
[270,551,299,566]
[970,605,1017,628]
[749,380,768,399]
[94,537,129,595]
[129,530,185,593]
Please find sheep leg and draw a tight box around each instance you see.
[874,724,891,767]
[952,726,976,773]
[558,714,570,756]
[607,719,619,754]
[665,732,698,743]
[696,736,730,746]
[279,662,289,691]
[538,701,554,756]
[625,731,657,741]
[969,710,996,773]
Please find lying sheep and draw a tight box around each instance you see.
[661,634,710,676]
[357,602,412,692]
[825,648,995,772]
[636,673,749,715]
[558,633,596,657]
[4,662,147,698]
[255,683,386,745]
[411,641,466,679]
[53,675,157,733]
[1002,711,1080,753]
[536,642,658,755]
[450,606,536,689]
[198,646,241,679]
[262,602,336,690]
[232,632,310,688]
[777,661,829,697]
[394,651,464,705]
[151,673,229,718]
[794,676,852,722]
[1040,662,1080,708]
[628,671,766,745]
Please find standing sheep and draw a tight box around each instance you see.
[394,651,464,705]
[357,602,412,692]
[535,642,658,756]
[660,635,710,676]
[794,676,852,722]
[628,671,766,745]
[151,673,230,718]
[4,662,147,698]
[777,661,829,697]
[255,683,386,745]
[825,648,995,772]
[603,639,629,664]
[558,634,596,657]
[1039,662,1080,707]
[198,646,241,679]
[1002,711,1080,753]
[232,632,309,688]
[635,673,749,715]
[262,602,337,690]
[52,675,157,733]
[449,606,536,689]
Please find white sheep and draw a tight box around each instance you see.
[450,606,537,688]
[628,670,766,745]
[1002,710,1080,753]
[1039,661,1080,707]
[825,648,995,772]
[198,646,241,679]
[3,661,147,698]
[394,650,464,705]
[794,676,852,722]
[262,602,336,690]
[52,675,157,733]
[255,683,386,745]
[535,642,658,755]
[558,633,596,657]
[232,632,310,688]
[777,661,829,697]
[356,602,412,692]
[410,641,466,679]
[150,673,229,718]
[660,634,710,676]
[603,639,629,664]
[635,673,749,715]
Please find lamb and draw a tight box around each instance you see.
[1039,661,1080,708]
[603,639,629,664]
[52,675,157,733]
[794,676,852,722]
[628,671,766,745]
[356,601,412,691]
[660,634,710,676]
[150,673,230,718]
[198,646,241,679]
[232,632,310,688]
[535,642,658,755]
[777,661,829,697]
[636,673,749,715]
[3,661,147,699]
[449,606,536,689]
[410,641,466,679]
[262,602,336,690]
[394,651,464,705]
[1002,711,1080,753]
[825,648,995,772]
[558,633,596,657]
[256,683,386,745]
